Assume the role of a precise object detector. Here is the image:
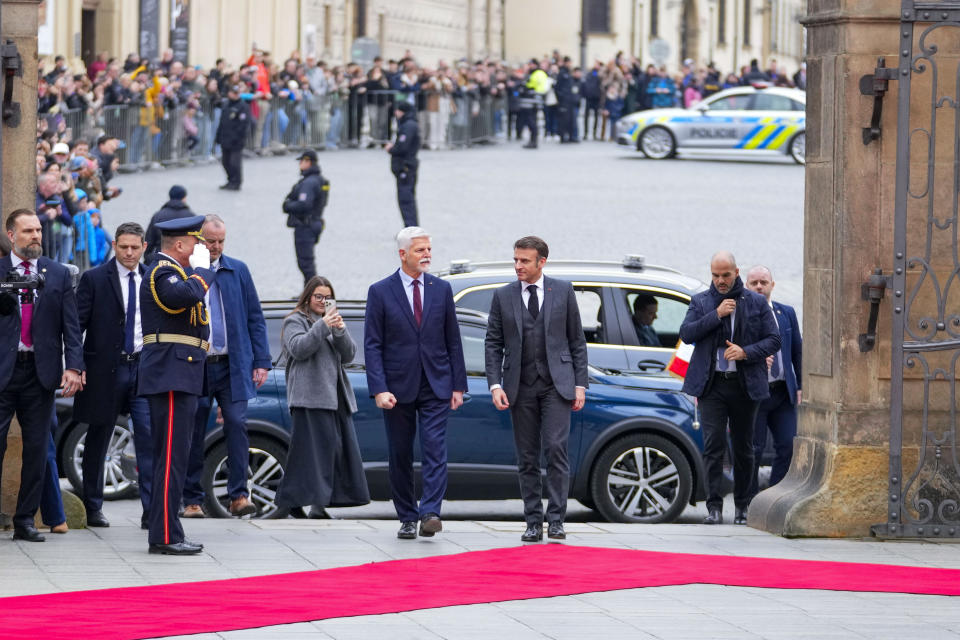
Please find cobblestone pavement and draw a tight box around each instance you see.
[2,499,959,640]
[109,141,804,310]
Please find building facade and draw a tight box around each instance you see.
[504,0,805,76]
[39,0,503,70]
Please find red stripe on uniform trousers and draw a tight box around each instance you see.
[164,391,174,544]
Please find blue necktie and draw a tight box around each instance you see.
[209,279,226,351]
[770,351,782,379]
[124,272,136,354]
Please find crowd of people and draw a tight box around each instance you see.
[37,47,807,166]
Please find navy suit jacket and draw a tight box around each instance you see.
[73,257,145,425]
[0,254,83,391]
[772,300,802,405]
[209,254,272,400]
[364,270,467,404]
[679,286,780,402]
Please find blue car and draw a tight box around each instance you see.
[59,300,708,524]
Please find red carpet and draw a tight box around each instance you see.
[2,545,959,639]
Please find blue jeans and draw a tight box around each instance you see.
[327,108,343,148]
[183,359,250,504]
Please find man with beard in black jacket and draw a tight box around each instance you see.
[282,150,329,284]
[386,102,420,228]
[144,185,194,264]
[215,85,252,191]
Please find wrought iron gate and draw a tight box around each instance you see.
[872,1,960,539]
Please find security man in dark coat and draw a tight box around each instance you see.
[554,57,581,143]
[138,215,217,555]
[144,185,193,264]
[0,209,84,543]
[214,85,251,191]
[386,102,420,228]
[282,150,330,285]
[74,222,152,530]
[678,251,780,526]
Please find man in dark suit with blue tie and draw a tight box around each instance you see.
[181,214,271,519]
[0,209,83,542]
[679,251,780,525]
[364,227,467,540]
[745,265,802,496]
[139,215,216,555]
[74,222,152,529]
[484,236,589,542]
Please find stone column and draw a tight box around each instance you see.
[748,0,904,536]
[1,0,40,529]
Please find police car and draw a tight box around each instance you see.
[616,86,806,164]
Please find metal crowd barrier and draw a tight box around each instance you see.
[62,90,503,173]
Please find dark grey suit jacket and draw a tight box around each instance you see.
[484,276,589,402]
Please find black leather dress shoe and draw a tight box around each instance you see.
[734,508,748,525]
[308,507,333,519]
[12,525,45,542]
[183,539,204,550]
[703,509,723,525]
[419,514,442,537]
[521,524,543,542]
[547,521,566,540]
[86,510,110,527]
[397,521,417,539]
[148,542,203,555]
[141,514,149,530]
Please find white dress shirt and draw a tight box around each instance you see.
[397,268,425,313]
[521,275,545,312]
[117,261,144,353]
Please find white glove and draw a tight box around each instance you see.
[189,243,211,270]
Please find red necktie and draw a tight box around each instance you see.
[20,262,33,347]
[412,279,422,326]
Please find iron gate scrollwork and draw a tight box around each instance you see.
[872,0,960,539]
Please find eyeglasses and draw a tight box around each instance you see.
[311,294,327,302]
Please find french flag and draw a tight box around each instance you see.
[667,341,694,378]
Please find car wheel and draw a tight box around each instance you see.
[789,132,806,165]
[202,436,289,519]
[639,126,676,160]
[590,433,693,524]
[62,421,139,501]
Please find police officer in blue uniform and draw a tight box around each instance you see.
[386,102,420,228]
[282,150,330,285]
[138,215,217,555]
[215,85,252,191]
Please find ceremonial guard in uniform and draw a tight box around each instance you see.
[138,215,216,555]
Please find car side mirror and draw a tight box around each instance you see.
[697,104,708,115]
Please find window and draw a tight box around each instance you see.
[743,0,751,46]
[750,93,796,111]
[717,0,726,44]
[459,324,487,376]
[584,0,611,34]
[623,290,690,349]
[650,0,659,37]
[455,288,496,314]
[354,0,367,38]
[266,316,285,366]
[344,319,366,366]
[706,94,752,111]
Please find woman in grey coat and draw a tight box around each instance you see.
[276,276,370,517]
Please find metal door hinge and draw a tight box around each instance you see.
[1,40,23,127]
[859,268,892,352]
[859,57,899,146]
